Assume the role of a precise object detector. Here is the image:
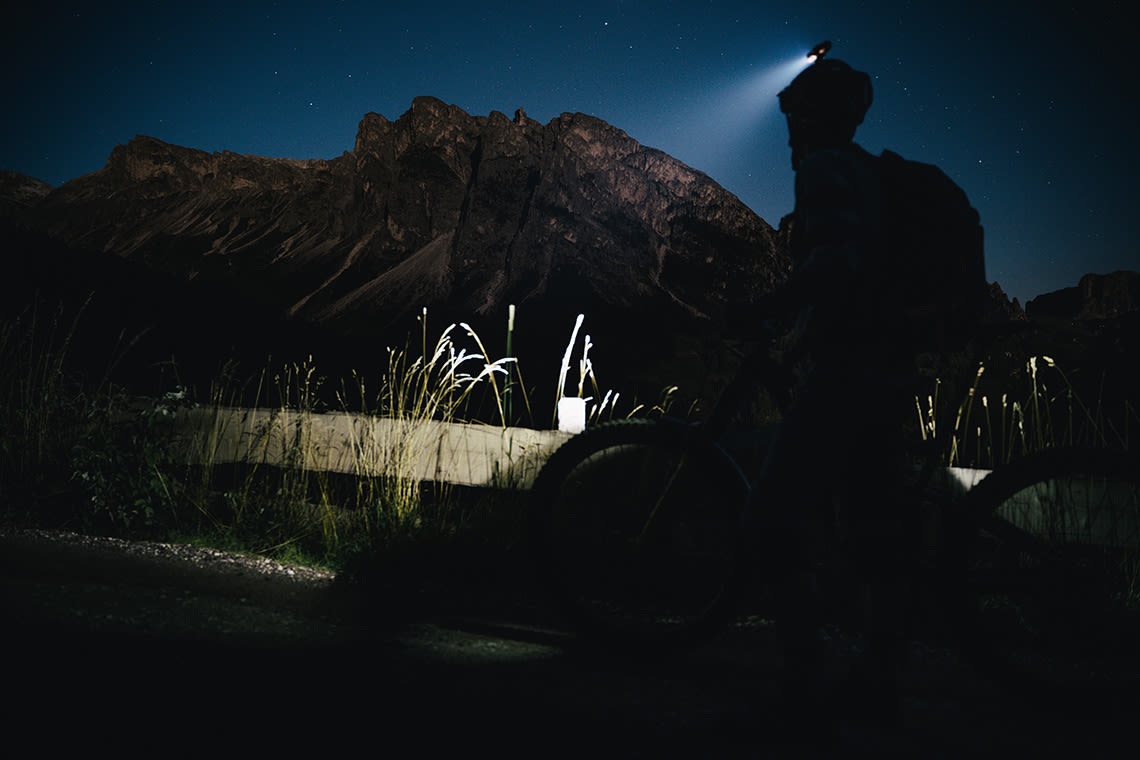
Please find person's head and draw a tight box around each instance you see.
[778,59,873,170]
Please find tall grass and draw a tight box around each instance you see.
[0,294,143,521]
[917,354,1136,469]
[0,297,89,496]
[3,302,689,565]
[553,313,623,428]
[331,321,515,543]
[158,319,514,563]
[175,310,692,563]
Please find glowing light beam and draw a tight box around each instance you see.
[807,40,832,62]
[629,48,818,219]
[706,51,816,138]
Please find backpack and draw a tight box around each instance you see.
[877,149,986,352]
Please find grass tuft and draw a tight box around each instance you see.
[918,354,1136,468]
[1,303,662,568]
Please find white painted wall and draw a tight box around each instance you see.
[171,406,573,488]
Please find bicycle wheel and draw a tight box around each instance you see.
[953,447,1140,704]
[529,418,751,653]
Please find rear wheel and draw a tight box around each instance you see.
[954,448,1140,706]
[529,419,751,653]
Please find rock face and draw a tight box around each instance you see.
[1026,270,1140,322]
[986,281,1027,322]
[0,172,53,218]
[20,97,786,336]
[12,96,1130,418]
[8,98,793,408]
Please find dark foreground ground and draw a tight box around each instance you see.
[1,526,1134,757]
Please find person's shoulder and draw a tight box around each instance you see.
[797,143,877,185]
[802,143,876,167]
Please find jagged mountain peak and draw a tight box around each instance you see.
[4,98,1134,417]
[9,98,788,401]
[0,171,54,217]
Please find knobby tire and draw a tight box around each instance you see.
[529,418,751,655]
[952,447,1140,709]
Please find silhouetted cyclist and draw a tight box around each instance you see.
[746,51,974,725]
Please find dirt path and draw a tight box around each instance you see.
[1,526,1132,756]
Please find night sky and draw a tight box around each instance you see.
[4,0,1137,306]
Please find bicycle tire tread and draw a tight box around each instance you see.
[528,418,750,654]
[952,446,1140,707]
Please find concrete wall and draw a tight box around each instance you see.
[942,466,1137,548]
[171,409,1137,547]
[172,406,573,489]
[993,473,1139,548]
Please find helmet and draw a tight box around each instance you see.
[778,59,873,128]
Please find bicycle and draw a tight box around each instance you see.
[528,325,1140,706]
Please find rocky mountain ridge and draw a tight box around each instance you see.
[0,171,53,217]
[1026,271,1140,322]
[17,97,787,335]
[3,97,1134,416]
[3,97,798,410]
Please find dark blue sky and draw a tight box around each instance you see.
[4,0,1137,305]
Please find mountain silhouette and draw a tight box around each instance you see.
[4,98,794,412]
[2,97,1133,419]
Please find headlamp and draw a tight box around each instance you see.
[807,40,832,62]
